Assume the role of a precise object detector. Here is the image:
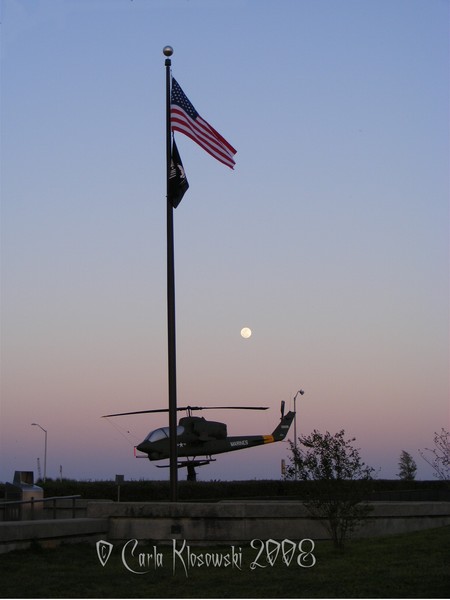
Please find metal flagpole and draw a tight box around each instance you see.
[293,389,305,481]
[164,45,178,502]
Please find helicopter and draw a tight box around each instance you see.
[102,401,295,481]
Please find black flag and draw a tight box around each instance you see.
[168,138,189,208]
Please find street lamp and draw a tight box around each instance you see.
[293,389,305,481]
[31,423,47,482]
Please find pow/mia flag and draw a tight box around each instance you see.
[169,138,189,208]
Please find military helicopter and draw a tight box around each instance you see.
[103,402,295,480]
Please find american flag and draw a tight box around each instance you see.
[170,78,236,169]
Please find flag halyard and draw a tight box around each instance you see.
[170,78,236,169]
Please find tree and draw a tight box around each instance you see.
[397,450,417,481]
[286,429,375,549]
[419,429,450,482]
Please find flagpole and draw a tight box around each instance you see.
[164,45,178,502]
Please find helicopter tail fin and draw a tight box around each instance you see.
[271,411,295,442]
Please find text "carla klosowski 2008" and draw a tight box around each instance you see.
[96,538,316,577]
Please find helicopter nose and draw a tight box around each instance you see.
[136,441,160,460]
[136,441,148,453]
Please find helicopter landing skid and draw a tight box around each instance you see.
[156,458,216,481]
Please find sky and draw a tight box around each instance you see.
[1,0,448,484]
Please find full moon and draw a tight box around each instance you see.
[240,327,252,339]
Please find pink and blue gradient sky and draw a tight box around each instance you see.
[1,0,448,482]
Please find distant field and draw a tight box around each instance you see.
[1,526,449,598]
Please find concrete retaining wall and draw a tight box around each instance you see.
[1,501,449,553]
[0,518,109,553]
[88,500,450,543]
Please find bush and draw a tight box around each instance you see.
[285,430,375,549]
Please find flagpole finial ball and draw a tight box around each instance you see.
[163,46,173,57]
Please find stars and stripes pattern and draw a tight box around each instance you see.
[170,78,236,169]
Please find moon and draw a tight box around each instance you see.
[240,327,252,339]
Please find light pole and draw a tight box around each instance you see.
[293,389,305,481]
[31,423,47,482]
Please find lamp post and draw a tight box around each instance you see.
[31,423,47,482]
[293,390,305,481]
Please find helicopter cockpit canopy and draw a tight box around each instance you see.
[145,426,185,443]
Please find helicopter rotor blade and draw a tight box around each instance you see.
[188,406,268,411]
[102,409,169,418]
[102,405,268,418]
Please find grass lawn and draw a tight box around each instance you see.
[1,526,449,598]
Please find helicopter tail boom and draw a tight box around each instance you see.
[215,409,295,452]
